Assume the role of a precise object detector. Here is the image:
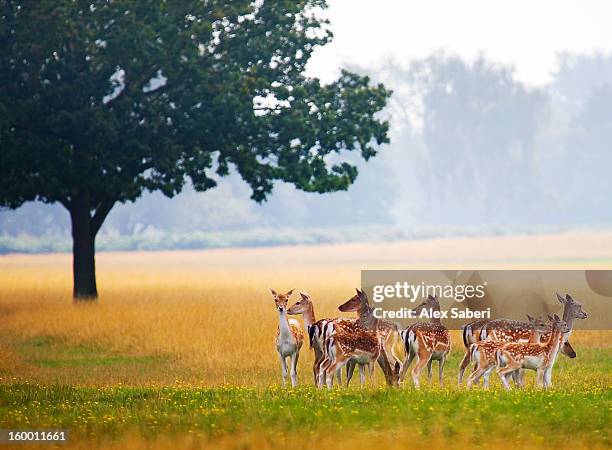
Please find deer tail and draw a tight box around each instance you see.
[480,324,489,341]
[308,324,316,349]
[462,324,471,348]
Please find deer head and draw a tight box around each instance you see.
[270,288,294,313]
[287,291,312,315]
[547,313,571,335]
[411,294,440,316]
[556,293,588,320]
[338,288,366,312]
[526,314,550,334]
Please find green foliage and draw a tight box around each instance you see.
[0,0,390,211]
[0,378,610,447]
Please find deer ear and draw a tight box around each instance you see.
[355,288,362,295]
[428,294,436,301]
[270,288,278,296]
[286,289,295,297]
[526,314,534,322]
[547,314,554,322]
[358,289,368,303]
[300,291,309,300]
[566,294,574,302]
[554,313,560,321]
[556,293,566,304]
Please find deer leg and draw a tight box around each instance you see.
[345,359,356,386]
[318,356,330,389]
[368,362,375,384]
[467,359,481,386]
[458,350,471,385]
[326,359,346,390]
[438,356,446,387]
[279,354,288,386]
[482,363,496,389]
[399,349,415,383]
[412,355,429,389]
[290,352,299,387]
[466,364,489,389]
[543,368,552,388]
[376,350,394,386]
[313,355,322,386]
[313,347,323,386]
[427,359,433,384]
[358,364,366,386]
[497,362,521,390]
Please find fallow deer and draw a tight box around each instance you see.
[399,295,451,388]
[271,288,304,387]
[287,291,370,386]
[337,289,403,369]
[495,314,570,389]
[459,292,584,386]
[465,315,549,389]
[324,289,401,387]
[321,329,400,389]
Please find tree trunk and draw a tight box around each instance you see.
[70,202,98,300]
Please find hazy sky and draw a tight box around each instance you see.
[307,0,612,86]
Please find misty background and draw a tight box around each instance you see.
[2,4,612,252]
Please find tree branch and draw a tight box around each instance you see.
[91,198,116,236]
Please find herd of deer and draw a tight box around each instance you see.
[270,288,588,390]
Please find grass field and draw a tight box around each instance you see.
[0,232,611,449]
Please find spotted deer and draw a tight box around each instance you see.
[321,329,400,389]
[459,292,584,386]
[399,295,451,388]
[271,288,304,387]
[495,314,570,389]
[287,291,370,386]
[466,315,549,389]
[337,289,403,369]
[329,289,401,387]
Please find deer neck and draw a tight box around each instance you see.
[278,310,292,338]
[301,303,316,329]
[561,303,578,343]
[545,327,564,362]
[357,304,376,329]
[429,306,442,325]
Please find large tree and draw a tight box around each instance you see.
[0,1,390,299]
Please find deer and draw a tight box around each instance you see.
[321,328,400,389]
[529,293,587,384]
[287,291,371,387]
[337,289,403,369]
[330,289,401,387]
[399,295,451,388]
[459,292,585,386]
[465,315,549,389]
[495,314,570,389]
[270,288,304,387]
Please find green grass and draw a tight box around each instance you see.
[1,338,610,448]
[0,383,610,447]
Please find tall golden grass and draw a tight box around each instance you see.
[1,232,611,387]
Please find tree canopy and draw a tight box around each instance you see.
[0,0,391,298]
